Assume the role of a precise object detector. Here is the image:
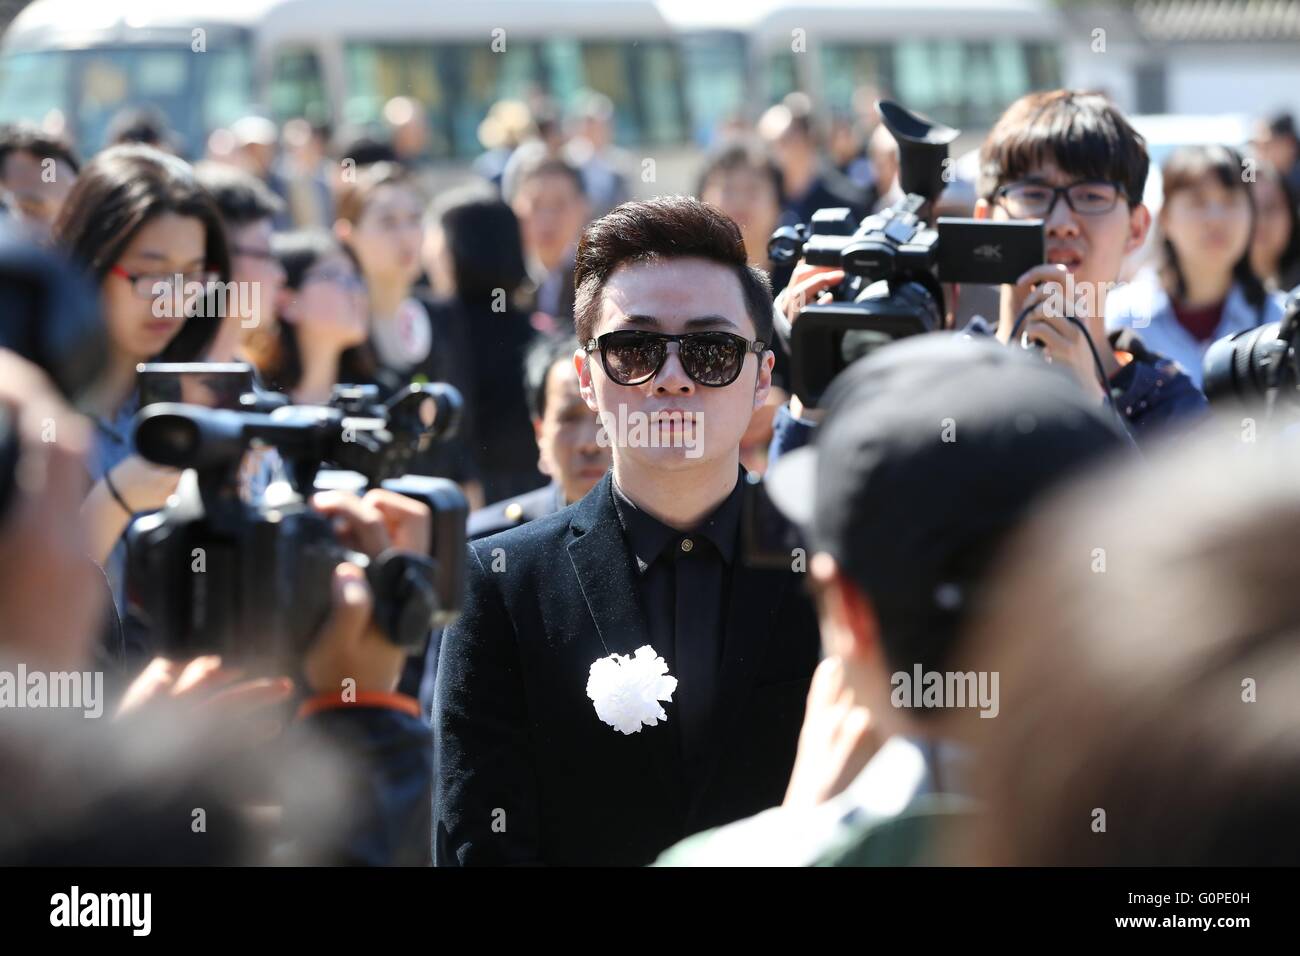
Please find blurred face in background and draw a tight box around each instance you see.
[347,183,424,288]
[535,358,609,503]
[1,150,77,241]
[700,166,781,269]
[1161,171,1253,285]
[512,170,588,273]
[102,212,208,363]
[227,217,285,337]
[279,250,368,350]
[1250,172,1294,283]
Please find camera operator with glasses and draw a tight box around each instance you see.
[769,91,1207,460]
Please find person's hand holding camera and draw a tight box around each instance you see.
[301,489,432,698]
[775,261,845,422]
[83,454,182,564]
[1008,263,1109,403]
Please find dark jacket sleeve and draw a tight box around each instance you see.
[769,402,818,461]
[289,705,433,866]
[432,543,542,865]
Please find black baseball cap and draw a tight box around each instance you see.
[767,332,1130,671]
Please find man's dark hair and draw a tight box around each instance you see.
[1268,111,1298,141]
[695,137,781,202]
[194,162,285,228]
[524,334,579,420]
[504,148,586,206]
[979,89,1149,205]
[106,106,173,149]
[573,196,773,346]
[0,124,80,176]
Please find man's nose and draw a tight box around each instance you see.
[653,342,695,394]
[1044,194,1082,234]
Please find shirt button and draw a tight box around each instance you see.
[680,538,694,553]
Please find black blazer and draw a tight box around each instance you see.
[433,471,821,865]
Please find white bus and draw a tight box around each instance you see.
[0,0,1065,165]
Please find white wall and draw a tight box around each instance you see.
[1166,47,1300,121]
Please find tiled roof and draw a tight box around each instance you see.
[1135,0,1300,42]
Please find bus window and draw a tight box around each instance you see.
[894,38,1036,130]
[271,47,329,125]
[629,41,687,146]
[680,31,749,145]
[0,52,70,130]
[763,50,798,105]
[820,44,893,117]
[343,43,447,151]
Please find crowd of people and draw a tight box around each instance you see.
[1,81,1299,868]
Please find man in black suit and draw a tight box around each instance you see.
[433,197,821,865]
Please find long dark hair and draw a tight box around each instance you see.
[429,185,528,306]
[252,230,373,393]
[1158,144,1267,312]
[1255,159,1300,292]
[53,144,232,361]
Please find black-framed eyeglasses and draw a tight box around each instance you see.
[230,245,277,262]
[584,330,767,387]
[993,180,1128,218]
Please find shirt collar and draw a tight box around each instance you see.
[611,469,746,571]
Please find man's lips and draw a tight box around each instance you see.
[1046,248,1084,268]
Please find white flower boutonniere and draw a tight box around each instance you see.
[586,645,678,735]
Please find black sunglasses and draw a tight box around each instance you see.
[585,330,767,387]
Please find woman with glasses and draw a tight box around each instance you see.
[1107,144,1286,388]
[54,144,231,593]
[251,230,370,404]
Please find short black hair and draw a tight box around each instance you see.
[524,334,580,420]
[0,124,80,175]
[980,89,1149,205]
[573,196,773,346]
[504,147,586,205]
[106,106,173,149]
[194,162,285,227]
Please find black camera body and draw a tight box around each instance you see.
[1203,288,1300,410]
[125,382,468,672]
[770,100,1044,406]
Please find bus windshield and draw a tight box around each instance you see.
[0,43,255,158]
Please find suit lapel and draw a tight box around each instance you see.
[566,474,686,817]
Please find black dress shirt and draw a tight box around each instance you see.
[611,472,744,786]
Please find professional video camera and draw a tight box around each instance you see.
[1202,288,1300,413]
[769,100,1045,406]
[125,381,468,672]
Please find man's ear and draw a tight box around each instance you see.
[574,348,600,413]
[973,198,991,221]
[752,349,775,411]
[332,218,351,244]
[1125,202,1153,257]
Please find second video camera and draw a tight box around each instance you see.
[125,381,468,672]
[770,100,1044,406]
